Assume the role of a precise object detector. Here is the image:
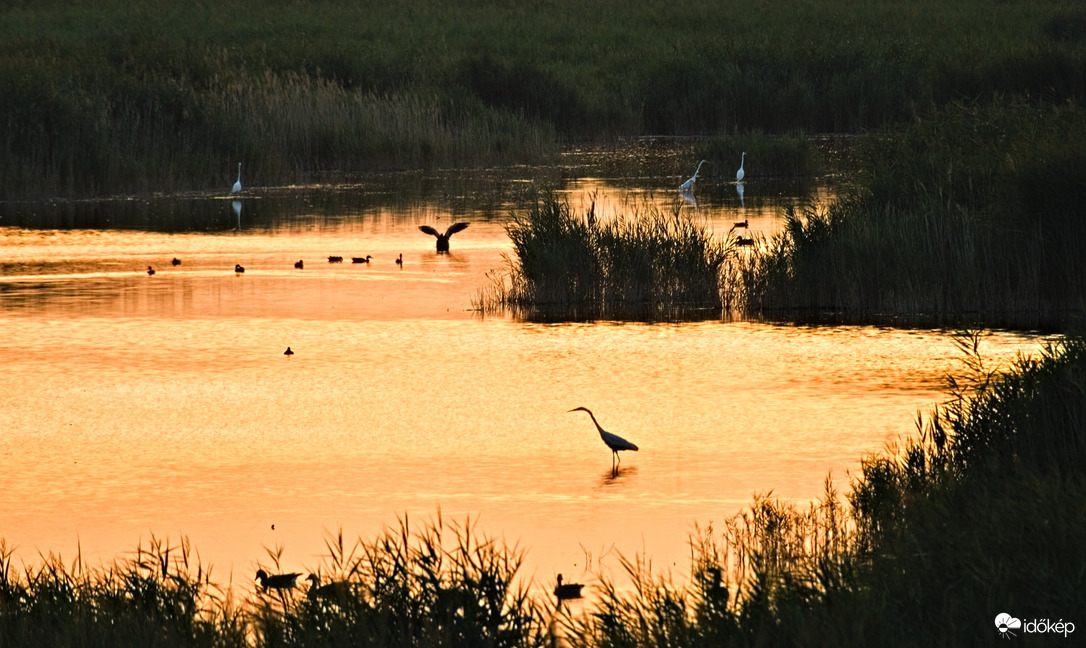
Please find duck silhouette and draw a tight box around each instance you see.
[554,574,584,606]
[255,569,300,593]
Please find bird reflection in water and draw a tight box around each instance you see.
[599,464,639,484]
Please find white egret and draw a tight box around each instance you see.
[554,574,584,605]
[255,569,301,592]
[568,407,639,468]
[232,163,242,193]
[419,222,470,252]
[679,160,707,192]
[736,153,746,182]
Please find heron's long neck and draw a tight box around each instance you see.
[584,410,604,433]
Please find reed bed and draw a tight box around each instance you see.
[482,194,732,320]
[740,99,1086,327]
[2,0,1083,198]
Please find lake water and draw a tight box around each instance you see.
[0,148,1049,594]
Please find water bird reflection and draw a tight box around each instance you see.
[599,464,638,484]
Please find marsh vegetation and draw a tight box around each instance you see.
[479,195,739,320]
[2,0,1083,198]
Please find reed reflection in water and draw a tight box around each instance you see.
[0,181,1049,586]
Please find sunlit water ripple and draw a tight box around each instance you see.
[0,172,1050,590]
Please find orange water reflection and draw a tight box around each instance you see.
[0,182,1050,594]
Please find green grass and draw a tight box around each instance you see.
[1,0,1084,198]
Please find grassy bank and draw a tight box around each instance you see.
[2,0,1084,198]
[740,99,1086,328]
[3,335,1082,646]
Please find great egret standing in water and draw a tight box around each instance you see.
[232,163,242,193]
[736,153,746,182]
[679,160,707,192]
[568,407,639,469]
[419,222,470,252]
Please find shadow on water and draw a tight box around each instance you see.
[597,465,639,488]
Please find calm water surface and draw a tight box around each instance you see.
[0,160,1048,592]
